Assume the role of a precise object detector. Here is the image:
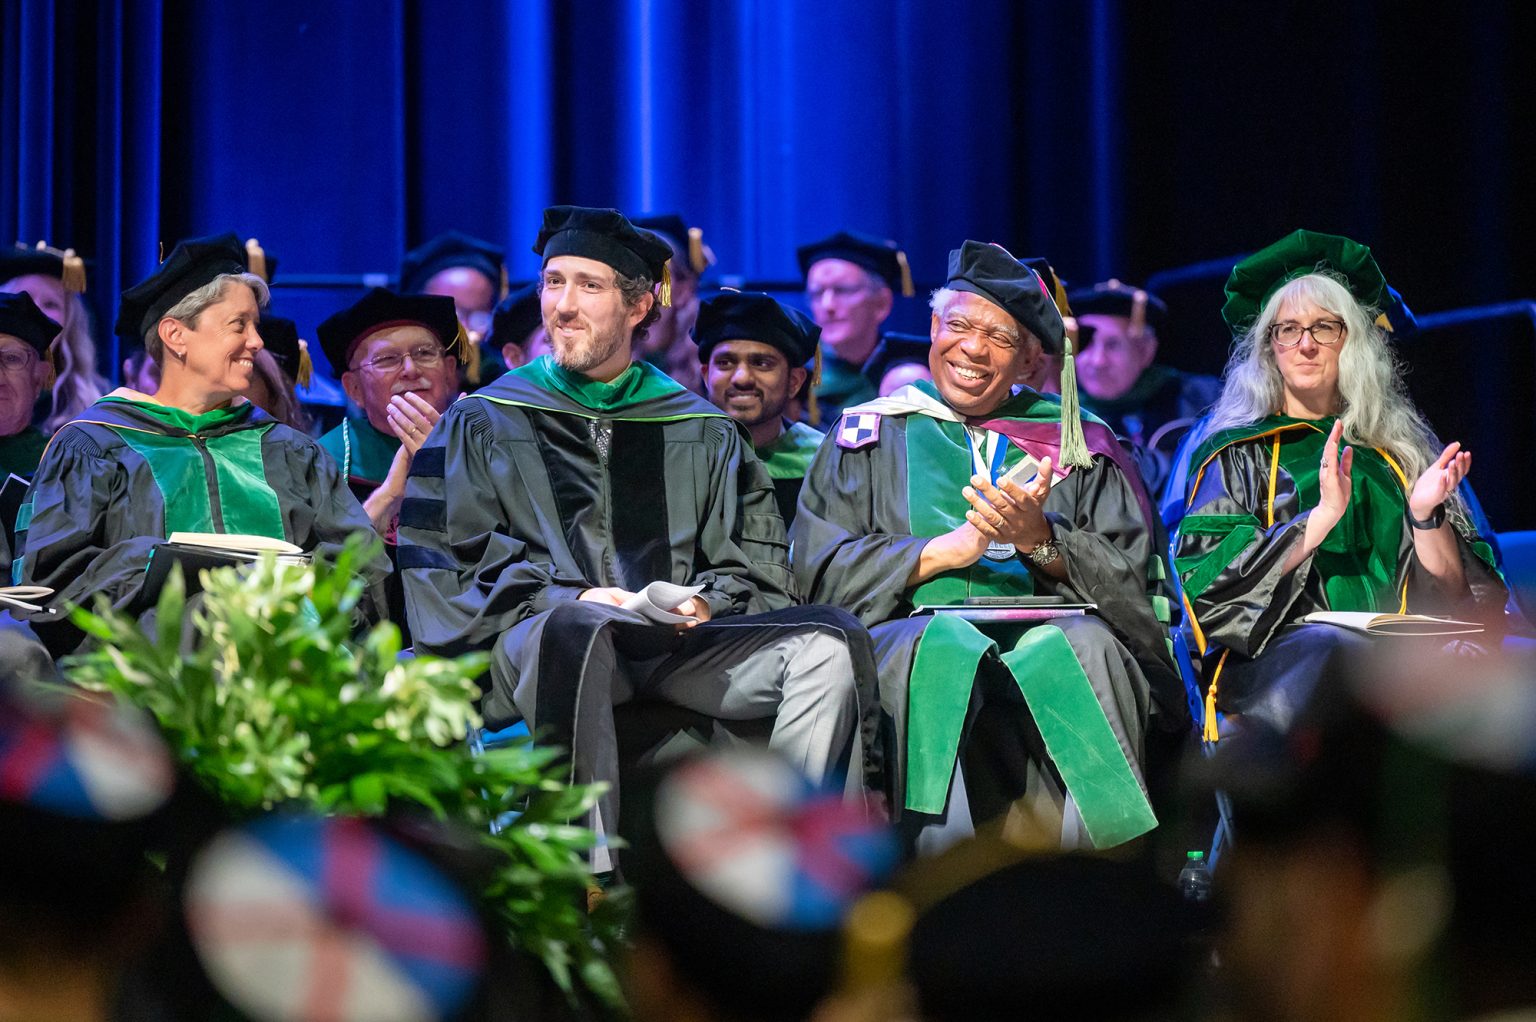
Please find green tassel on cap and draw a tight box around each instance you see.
[1056,329,1091,469]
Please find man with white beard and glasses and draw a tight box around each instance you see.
[315,289,462,534]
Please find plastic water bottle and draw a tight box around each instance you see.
[1177,850,1213,903]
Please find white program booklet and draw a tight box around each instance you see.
[1300,611,1484,637]
[0,585,52,613]
[622,581,706,625]
[165,532,308,564]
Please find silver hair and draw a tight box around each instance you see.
[1202,271,1463,518]
[143,272,270,364]
[929,286,1024,346]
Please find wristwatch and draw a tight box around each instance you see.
[1409,503,1446,530]
[1026,537,1060,567]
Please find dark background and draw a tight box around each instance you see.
[4,0,1535,522]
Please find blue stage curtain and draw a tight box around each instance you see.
[4,0,1534,379]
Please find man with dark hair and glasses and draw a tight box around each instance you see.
[315,288,463,534]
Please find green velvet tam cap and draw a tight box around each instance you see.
[1222,229,1392,334]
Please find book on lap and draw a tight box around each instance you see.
[912,595,1097,622]
[145,534,310,599]
[1299,611,1484,636]
[165,532,306,560]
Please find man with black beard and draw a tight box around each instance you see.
[697,291,823,526]
[399,206,877,871]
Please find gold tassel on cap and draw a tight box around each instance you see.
[1048,267,1069,318]
[245,238,269,283]
[454,320,481,385]
[498,263,510,301]
[1057,329,1092,469]
[895,249,915,297]
[808,343,824,428]
[687,226,707,274]
[658,260,673,308]
[295,338,314,389]
[41,340,60,389]
[59,247,87,294]
[1130,288,1148,338]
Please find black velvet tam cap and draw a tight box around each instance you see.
[486,282,543,351]
[399,230,506,293]
[113,233,249,342]
[0,241,89,293]
[944,241,1066,355]
[633,213,713,275]
[796,229,914,296]
[533,205,672,283]
[1067,279,1168,334]
[1020,257,1070,319]
[692,291,821,366]
[257,315,301,374]
[0,291,63,354]
[316,288,460,373]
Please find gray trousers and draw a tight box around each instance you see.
[492,601,869,869]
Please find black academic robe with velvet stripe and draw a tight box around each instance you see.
[398,358,881,848]
[398,357,800,686]
[790,383,1184,843]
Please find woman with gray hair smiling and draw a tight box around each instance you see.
[1173,230,1506,736]
[13,233,389,657]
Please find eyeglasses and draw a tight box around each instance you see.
[1269,319,1346,348]
[806,284,875,304]
[0,349,38,374]
[352,344,446,374]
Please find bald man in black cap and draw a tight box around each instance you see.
[399,206,876,871]
[793,241,1185,851]
[400,230,507,386]
[797,229,916,423]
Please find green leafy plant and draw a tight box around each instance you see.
[65,535,627,1012]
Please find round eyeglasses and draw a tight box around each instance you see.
[352,344,446,374]
[1269,319,1345,348]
